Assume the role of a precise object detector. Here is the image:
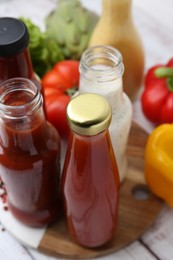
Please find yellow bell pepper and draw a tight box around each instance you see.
[145,124,173,207]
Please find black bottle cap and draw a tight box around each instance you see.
[0,17,29,57]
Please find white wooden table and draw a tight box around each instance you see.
[0,0,173,259]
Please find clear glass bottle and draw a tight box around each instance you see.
[62,93,120,248]
[79,45,132,182]
[89,0,145,100]
[0,78,61,227]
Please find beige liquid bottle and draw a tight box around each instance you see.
[89,0,145,100]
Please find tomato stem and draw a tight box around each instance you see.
[155,67,173,78]
[66,87,78,96]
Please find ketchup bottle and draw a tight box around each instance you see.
[62,93,120,247]
[0,78,61,227]
[0,17,43,97]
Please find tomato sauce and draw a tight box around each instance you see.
[0,48,33,80]
[0,80,61,227]
[62,131,120,247]
[0,48,44,99]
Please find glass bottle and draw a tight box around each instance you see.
[89,0,145,100]
[62,93,120,248]
[79,45,132,182]
[0,78,61,227]
[0,17,43,96]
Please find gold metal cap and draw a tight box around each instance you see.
[67,93,112,136]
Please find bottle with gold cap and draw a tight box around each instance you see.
[61,93,120,248]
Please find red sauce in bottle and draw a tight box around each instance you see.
[0,48,33,80]
[0,78,61,227]
[62,94,120,247]
[0,17,43,98]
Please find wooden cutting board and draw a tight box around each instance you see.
[37,122,163,259]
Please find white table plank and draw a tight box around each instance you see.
[0,224,33,260]
[142,206,173,260]
[0,0,56,30]
[0,201,46,248]
[133,5,173,69]
[28,241,157,260]
[133,0,173,32]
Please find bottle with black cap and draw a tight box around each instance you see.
[0,17,43,95]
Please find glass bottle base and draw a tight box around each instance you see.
[8,200,61,228]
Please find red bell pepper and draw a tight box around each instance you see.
[141,58,173,124]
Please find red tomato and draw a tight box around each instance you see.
[45,94,71,139]
[42,60,79,91]
[44,87,63,97]
[42,60,79,140]
[54,60,79,89]
[42,69,67,90]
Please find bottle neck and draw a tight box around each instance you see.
[79,46,124,110]
[0,78,45,132]
[102,0,132,23]
[71,129,109,144]
[0,48,34,81]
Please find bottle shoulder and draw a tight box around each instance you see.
[46,122,61,151]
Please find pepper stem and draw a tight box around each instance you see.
[167,78,173,92]
[155,67,173,78]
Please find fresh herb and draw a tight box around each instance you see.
[20,17,64,78]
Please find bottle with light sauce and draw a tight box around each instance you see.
[0,78,61,227]
[0,17,43,98]
[62,93,120,248]
[89,0,145,100]
[79,45,132,182]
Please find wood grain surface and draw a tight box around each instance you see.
[38,122,163,259]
